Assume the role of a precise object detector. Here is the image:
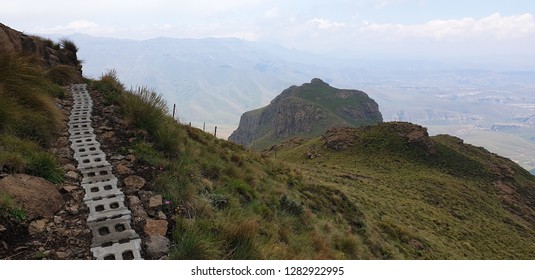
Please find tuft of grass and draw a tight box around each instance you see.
[60,38,79,54]
[0,53,62,145]
[0,135,63,184]
[46,65,82,85]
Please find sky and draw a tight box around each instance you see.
[2,0,535,60]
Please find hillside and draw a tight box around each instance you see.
[270,123,535,258]
[1,24,534,259]
[229,78,383,149]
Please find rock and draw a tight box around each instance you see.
[0,174,63,219]
[123,175,146,191]
[143,219,168,236]
[53,216,63,224]
[127,195,142,207]
[139,191,154,204]
[115,163,133,175]
[98,125,113,131]
[67,204,79,215]
[55,251,69,260]
[65,171,79,181]
[156,211,167,220]
[101,131,115,140]
[29,219,49,235]
[0,223,6,233]
[145,235,170,259]
[62,164,76,172]
[148,195,163,209]
[125,154,136,162]
[110,155,125,160]
[61,185,78,193]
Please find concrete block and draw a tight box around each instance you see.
[90,238,143,260]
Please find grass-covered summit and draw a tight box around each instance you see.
[229,78,382,150]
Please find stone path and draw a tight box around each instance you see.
[68,84,143,260]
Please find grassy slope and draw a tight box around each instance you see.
[0,50,81,227]
[94,72,534,259]
[275,123,535,259]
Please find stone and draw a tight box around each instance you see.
[125,154,136,162]
[61,185,78,193]
[139,190,153,204]
[62,164,76,172]
[98,125,113,131]
[115,163,133,175]
[127,195,142,207]
[145,235,170,259]
[67,204,79,215]
[55,251,69,260]
[65,171,79,181]
[143,219,168,236]
[0,174,63,219]
[0,223,6,233]
[123,175,146,191]
[148,195,163,209]
[110,155,125,160]
[53,216,63,224]
[101,131,115,140]
[156,211,167,220]
[29,219,49,235]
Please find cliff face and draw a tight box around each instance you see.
[229,78,383,149]
[0,23,80,70]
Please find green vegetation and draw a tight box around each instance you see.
[274,124,535,259]
[0,52,66,184]
[92,72,535,259]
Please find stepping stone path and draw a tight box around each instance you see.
[68,84,143,260]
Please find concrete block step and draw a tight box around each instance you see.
[90,239,143,260]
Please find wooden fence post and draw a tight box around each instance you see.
[214,126,217,137]
[172,104,176,119]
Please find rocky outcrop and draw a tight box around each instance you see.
[0,23,80,70]
[229,78,382,149]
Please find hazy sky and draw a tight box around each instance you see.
[2,0,535,59]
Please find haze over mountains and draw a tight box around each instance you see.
[59,33,535,172]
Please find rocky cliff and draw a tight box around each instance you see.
[229,78,383,149]
[0,23,80,71]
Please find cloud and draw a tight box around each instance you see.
[361,13,535,40]
[306,18,347,30]
[39,20,117,36]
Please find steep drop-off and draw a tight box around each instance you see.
[229,78,382,149]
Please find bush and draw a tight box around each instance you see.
[0,135,63,184]
[0,53,61,145]
[60,38,79,54]
[46,65,82,85]
[120,87,169,133]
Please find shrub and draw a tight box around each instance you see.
[120,87,169,133]
[26,152,64,184]
[46,65,82,85]
[60,38,79,54]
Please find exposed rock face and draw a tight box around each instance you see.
[0,23,80,70]
[0,174,63,220]
[229,78,382,149]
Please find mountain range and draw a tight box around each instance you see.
[62,33,535,172]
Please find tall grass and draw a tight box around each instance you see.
[0,53,61,145]
[46,65,82,85]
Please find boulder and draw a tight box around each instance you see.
[148,195,163,209]
[145,235,170,259]
[115,163,133,175]
[0,174,63,219]
[143,219,168,236]
[123,175,146,191]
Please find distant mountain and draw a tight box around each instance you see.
[229,78,382,149]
